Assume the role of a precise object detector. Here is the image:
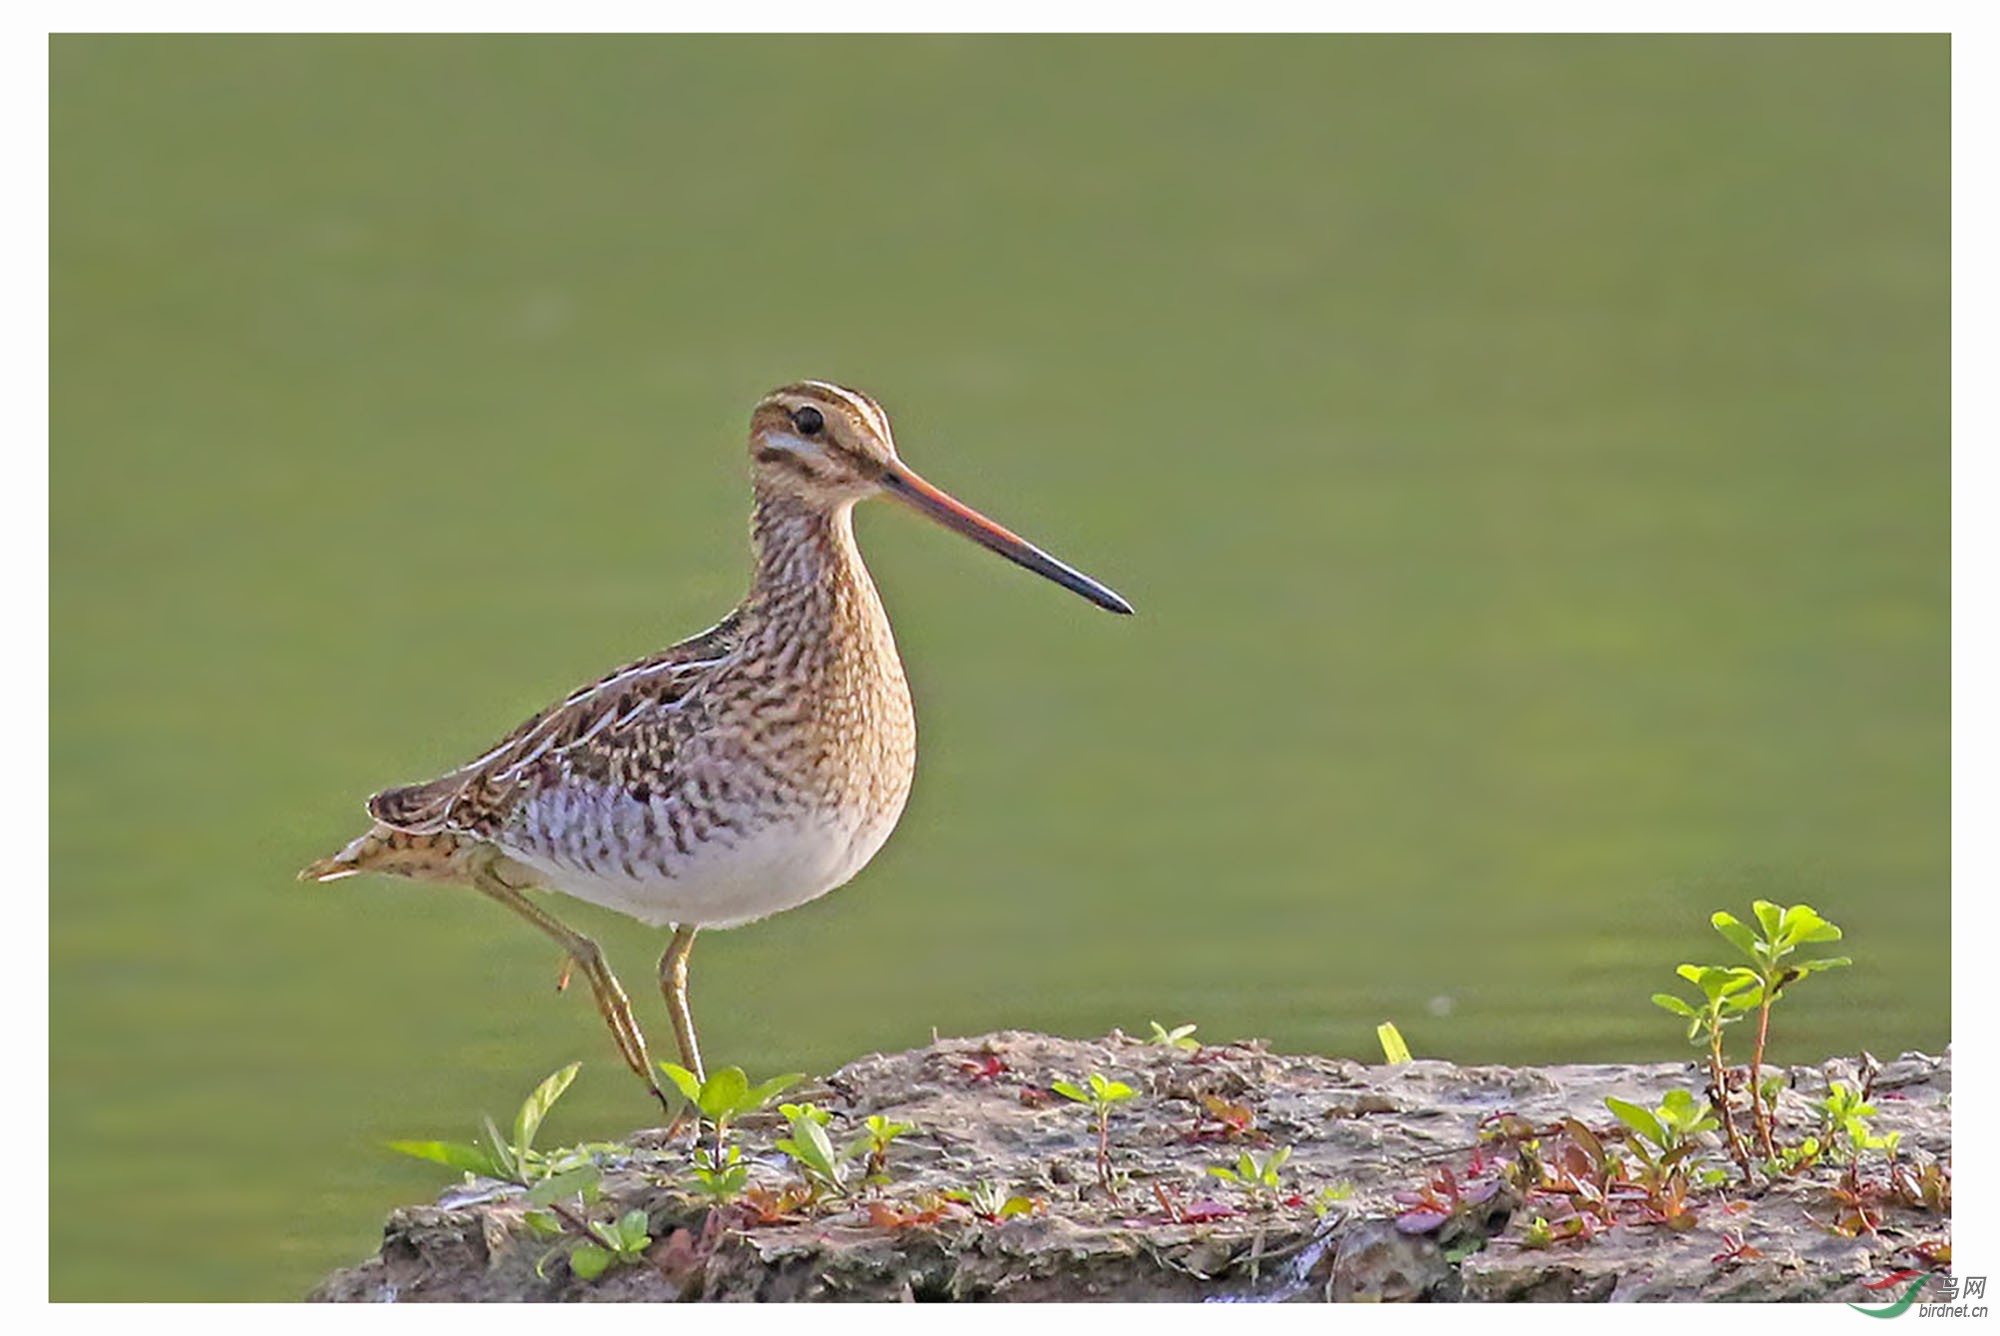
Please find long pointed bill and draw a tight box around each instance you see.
[880,463,1134,615]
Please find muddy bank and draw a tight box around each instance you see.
[311,1031,1950,1302]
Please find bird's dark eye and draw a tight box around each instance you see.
[792,406,825,436]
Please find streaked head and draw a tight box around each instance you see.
[748,381,1132,615]
[749,381,902,500]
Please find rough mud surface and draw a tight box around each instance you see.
[311,1032,1950,1302]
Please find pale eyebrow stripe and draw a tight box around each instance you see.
[802,380,894,443]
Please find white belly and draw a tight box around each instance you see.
[499,794,899,929]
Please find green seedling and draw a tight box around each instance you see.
[659,1063,801,1156]
[774,1102,859,1199]
[1706,901,1850,1160]
[1769,1135,1824,1176]
[945,1179,1041,1223]
[686,1144,750,1206]
[1516,1210,1601,1250]
[525,1160,604,1207]
[1653,965,1761,1171]
[1819,1082,1901,1162]
[520,1156,609,1244]
[1377,1022,1413,1065]
[1147,1021,1200,1053]
[773,1108,914,1198]
[568,1208,652,1281]
[1606,1090,1719,1161]
[1606,1089,1720,1209]
[390,1061,584,1187]
[853,1115,916,1187]
[1209,1146,1292,1206]
[1052,1072,1137,1203]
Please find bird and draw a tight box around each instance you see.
[300,381,1131,1109]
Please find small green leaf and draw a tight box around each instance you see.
[1377,1022,1413,1065]
[1605,1097,1665,1149]
[698,1067,750,1122]
[1796,956,1852,974]
[1751,900,1784,941]
[526,1163,601,1207]
[778,1102,831,1127]
[482,1114,520,1182]
[800,1121,839,1173]
[657,1062,703,1105]
[1710,912,1759,962]
[521,1208,564,1238]
[1089,1073,1135,1103]
[569,1243,611,1280]
[616,1208,651,1251]
[1718,968,1763,998]
[1050,1080,1087,1103]
[744,1072,805,1111]
[514,1062,581,1164]
[776,1107,848,1187]
[1780,903,1843,944]
[1651,993,1698,1018]
[386,1139,504,1177]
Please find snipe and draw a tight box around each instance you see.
[301,381,1131,1108]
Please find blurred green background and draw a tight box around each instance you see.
[51,35,1946,1300]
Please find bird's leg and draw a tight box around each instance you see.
[467,861,670,1112]
[659,925,704,1083]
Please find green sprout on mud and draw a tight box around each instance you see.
[656,1064,798,1210]
[1489,899,1923,1254]
[1820,1082,1901,1163]
[1707,901,1850,1161]
[567,1208,653,1281]
[1377,1021,1414,1065]
[1147,1021,1200,1053]
[1208,1146,1292,1207]
[389,1061,588,1188]
[1652,901,1850,1174]
[686,1144,751,1206]
[1606,1090,1725,1194]
[1652,965,1760,1168]
[660,1065,801,1140]
[774,1102,857,1200]
[944,1179,1041,1222]
[853,1115,916,1187]
[387,1063,661,1284]
[1052,1072,1137,1204]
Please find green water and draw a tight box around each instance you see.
[51,36,1947,1300]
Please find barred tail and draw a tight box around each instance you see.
[298,824,472,884]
